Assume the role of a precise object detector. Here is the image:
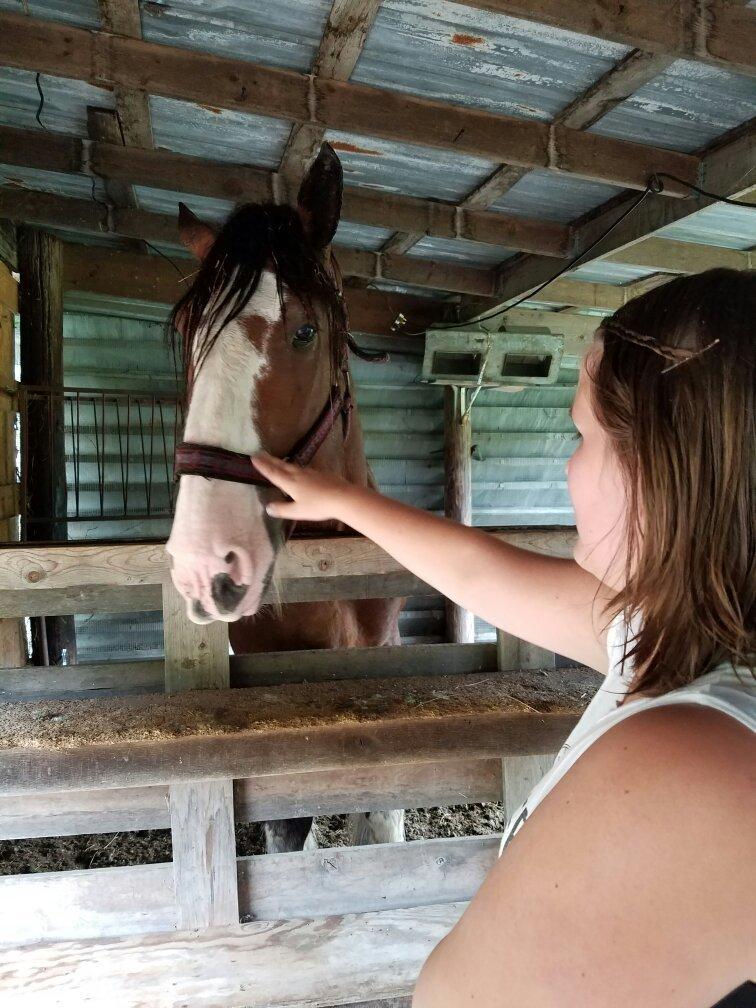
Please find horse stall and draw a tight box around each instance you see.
[0,1,753,1005]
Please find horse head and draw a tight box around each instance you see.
[166,144,349,624]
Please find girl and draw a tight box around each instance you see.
[252,268,755,1007]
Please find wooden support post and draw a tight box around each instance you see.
[444,385,475,644]
[17,227,75,665]
[496,627,556,822]
[162,580,238,930]
[0,260,23,665]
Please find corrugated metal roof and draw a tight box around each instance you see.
[0,162,107,202]
[658,204,756,250]
[590,59,756,154]
[567,261,661,285]
[149,96,291,168]
[0,66,114,134]
[325,130,496,201]
[142,0,333,73]
[0,0,99,29]
[352,0,628,119]
[407,235,515,267]
[492,169,624,222]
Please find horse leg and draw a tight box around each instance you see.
[346,810,405,846]
[263,816,315,854]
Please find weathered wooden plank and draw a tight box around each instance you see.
[495,626,557,829]
[0,835,495,946]
[97,0,154,149]
[240,835,496,922]
[0,903,462,1006]
[0,529,576,617]
[162,581,229,693]
[0,528,576,591]
[162,581,238,929]
[0,262,17,314]
[0,642,500,699]
[0,667,598,796]
[0,861,175,946]
[0,758,503,839]
[170,778,239,930]
[0,12,702,192]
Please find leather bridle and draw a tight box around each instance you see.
[173,307,387,540]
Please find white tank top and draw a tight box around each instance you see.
[499,610,756,856]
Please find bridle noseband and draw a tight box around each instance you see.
[173,313,387,539]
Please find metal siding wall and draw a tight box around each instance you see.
[61,309,577,659]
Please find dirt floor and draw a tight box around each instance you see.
[0,802,507,874]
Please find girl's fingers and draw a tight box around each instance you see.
[252,452,298,493]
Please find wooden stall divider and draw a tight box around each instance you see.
[162,579,239,929]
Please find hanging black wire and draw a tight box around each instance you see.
[402,167,755,335]
[404,184,655,334]
[650,171,756,209]
[34,72,48,131]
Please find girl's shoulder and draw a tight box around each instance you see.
[433,702,755,1008]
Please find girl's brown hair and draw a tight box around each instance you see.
[589,268,755,698]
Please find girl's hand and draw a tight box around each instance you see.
[251,451,353,522]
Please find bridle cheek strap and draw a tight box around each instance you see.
[174,384,353,487]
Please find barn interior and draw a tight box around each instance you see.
[0,1,753,1004]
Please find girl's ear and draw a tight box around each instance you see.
[177,202,216,260]
[297,143,343,249]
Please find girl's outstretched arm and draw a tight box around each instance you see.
[253,451,614,672]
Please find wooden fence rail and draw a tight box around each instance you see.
[0,528,587,1007]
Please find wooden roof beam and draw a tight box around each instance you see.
[96,0,153,149]
[277,0,383,200]
[0,185,501,296]
[468,120,756,316]
[0,124,569,258]
[386,49,675,254]
[59,243,450,336]
[0,12,700,196]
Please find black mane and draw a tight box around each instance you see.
[169,202,348,390]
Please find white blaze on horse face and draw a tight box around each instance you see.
[166,270,281,624]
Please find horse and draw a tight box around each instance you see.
[165,144,406,853]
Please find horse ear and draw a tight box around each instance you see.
[177,202,216,260]
[297,143,343,249]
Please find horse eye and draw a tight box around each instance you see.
[292,323,317,347]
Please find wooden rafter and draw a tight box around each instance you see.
[0,13,701,196]
[277,0,383,198]
[385,48,676,255]
[60,244,448,337]
[0,186,497,296]
[0,124,570,258]
[1,174,751,305]
[472,120,756,315]
[96,0,153,149]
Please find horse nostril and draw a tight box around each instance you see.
[224,551,236,564]
[211,572,248,614]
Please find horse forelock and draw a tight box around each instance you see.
[169,203,348,402]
